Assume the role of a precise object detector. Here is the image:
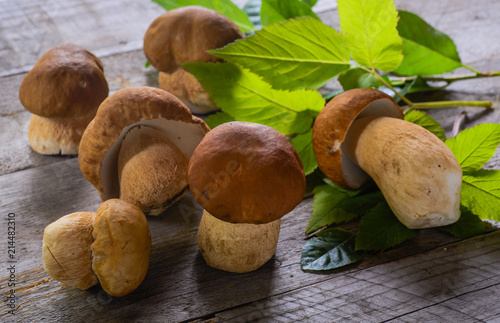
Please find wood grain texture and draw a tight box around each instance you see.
[1,0,500,322]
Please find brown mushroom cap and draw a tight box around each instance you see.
[312,88,404,189]
[19,43,108,118]
[78,86,209,201]
[42,212,98,290]
[188,121,306,224]
[92,199,150,297]
[143,6,243,73]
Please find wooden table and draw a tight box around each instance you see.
[1,0,500,322]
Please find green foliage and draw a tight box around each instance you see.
[153,0,255,33]
[461,170,500,222]
[446,123,500,172]
[210,17,351,90]
[404,110,447,141]
[184,62,324,136]
[306,183,384,234]
[395,10,463,76]
[355,202,418,251]
[338,68,382,91]
[439,206,485,239]
[260,0,320,26]
[205,112,235,129]
[290,129,317,176]
[337,0,403,72]
[301,229,362,271]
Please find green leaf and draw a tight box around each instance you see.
[395,10,463,76]
[204,112,235,129]
[301,229,363,271]
[355,202,417,251]
[290,129,317,176]
[404,110,446,142]
[338,0,403,72]
[306,183,384,234]
[446,123,500,172]
[210,17,351,90]
[184,62,324,136]
[300,0,318,7]
[338,68,383,91]
[439,205,485,239]
[461,170,500,222]
[260,0,320,26]
[152,0,255,33]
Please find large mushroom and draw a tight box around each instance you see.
[188,121,306,273]
[19,44,108,155]
[143,6,243,114]
[312,88,462,229]
[79,86,209,215]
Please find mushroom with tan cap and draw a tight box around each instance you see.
[42,199,151,297]
[143,6,243,114]
[79,86,209,215]
[188,121,306,273]
[19,43,108,155]
[312,88,462,229]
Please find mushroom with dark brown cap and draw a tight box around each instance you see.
[19,44,108,155]
[312,88,462,229]
[79,86,209,215]
[143,6,243,114]
[188,121,306,273]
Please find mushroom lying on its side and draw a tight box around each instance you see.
[79,86,209,215]
[188,121,306,273]
[312,88,462,229]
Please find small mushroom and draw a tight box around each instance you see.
[78,86,209,215]
[19,44,108,155]
[188,121,306,273]
[312,88,462,229]
[92,199,151,297]
[42,212,98,290]
[42,200,151,297]
[143,6,243,114]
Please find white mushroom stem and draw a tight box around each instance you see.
[197,210,281,273]
[343,116,462,229]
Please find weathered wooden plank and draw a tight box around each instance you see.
[1,156,498,322]
[206,231,500,322]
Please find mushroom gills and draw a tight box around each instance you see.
[118,125,189,215]
[343,116,462,229]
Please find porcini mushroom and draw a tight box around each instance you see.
[19,44,108,155]
[188,121,306,273]
[312,88,462,229]
[143,6,243,114]
[79,86,209,215]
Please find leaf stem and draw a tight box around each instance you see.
[371,70,414,107]
[391,71,500,84]
[412,100,493,109]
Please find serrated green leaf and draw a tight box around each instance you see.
[461,170,500,222]
[306,183,384,234]
[184,62,324,136]
[243,0,262,31]
[338,0,403,72]
[290,129,317,176]
[204,112,235,129]
[260,0,320,26]
[446,123,500,172]
[301,229,362,271]
[439,205,485,239]
[404,110,446,142]
[338,68,383,91]
[395,10,463,76]
[152,0,254,33]
[355,202,417,251]
[300,0,318,7]
[210,17,351,90]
